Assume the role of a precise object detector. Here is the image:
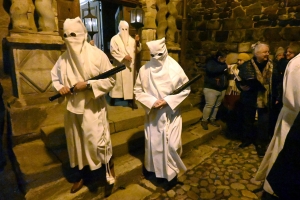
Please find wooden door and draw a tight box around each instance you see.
[56,0,80,38]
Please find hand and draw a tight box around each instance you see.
[152,99,167,109]
[59,86,71,96]
[228,64,234,69]
[240,85,250,91]
[124,55,132,62]
[73,81,88,92]
[135,34,140,42]
[89,40,95,46]
[275,100,279,105]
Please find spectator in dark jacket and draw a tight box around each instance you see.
[275,42,300,106]
[224,53,251,140]
[236,42,275,158]
[269,42,300,138]
[201,50,229,130]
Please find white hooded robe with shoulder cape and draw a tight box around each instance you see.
[109,21,141,100]
[51,17,115,171]
[134,38,190,181]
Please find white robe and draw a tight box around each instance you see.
[134,56,190,181]
[51,43,115,170]
[109,34,141,100]
[255,53,300,195]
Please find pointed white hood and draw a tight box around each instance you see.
[118,20,129,46]
[63,17,88,84]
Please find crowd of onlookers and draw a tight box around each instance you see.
[201,41,300,199]
[201,41,300,157]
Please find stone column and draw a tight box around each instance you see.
[4,0,65,140]
[10,0,58,33]
[0,0,10,72]
[141,29,156,66]
[142,0,157,29]
[156,0,168,39]
[35,0,57,32]
[166,0,181,48]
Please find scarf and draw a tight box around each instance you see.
[251,59,273,108]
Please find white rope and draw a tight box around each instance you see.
[102,121,115,184]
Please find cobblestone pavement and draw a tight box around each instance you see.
[142,138,264,200]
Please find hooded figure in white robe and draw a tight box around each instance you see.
[255,53,300,198]
[51,17,116,191]
[134,38,190,182]
[109,20,141,103]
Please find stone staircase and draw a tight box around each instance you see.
[12,95,221,199]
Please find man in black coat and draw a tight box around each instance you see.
[236,42,275,158]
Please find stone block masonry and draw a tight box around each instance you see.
[186,0,300,67]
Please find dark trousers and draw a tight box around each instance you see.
[269,102,282,139]
[69,157,114,182]
[256,108,270,145]
[240,104,256,143]
[239,89,270,145]
[239,105,269,145]
[224,96,243,140]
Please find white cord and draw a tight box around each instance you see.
[102,125,115,185]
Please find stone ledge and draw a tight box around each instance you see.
[13,140,64,191]
[40,124,66,149]
[6,33,63,45]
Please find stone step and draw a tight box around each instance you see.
[107,136,226,200]
[13,106,203,194]
[49,108,203,162]
[111,108,202,158]
[23,123,221,200]
[41,95,198,149]
[24,153,144,200]
[105,184,152,200]
[12,139,64,191]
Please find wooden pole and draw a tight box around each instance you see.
[132,28,139,110]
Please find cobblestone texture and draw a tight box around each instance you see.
[142,139,264,200]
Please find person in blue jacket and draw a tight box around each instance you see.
[201,50,229,130]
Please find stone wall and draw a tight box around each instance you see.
[140,0,183,64]
[186,0,300,66]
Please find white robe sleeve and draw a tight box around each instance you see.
[134,72,157,114]
[51,57,64,92]
[90,51,116,99]
[110,36,127,63]
[164,67,190,110]
[164,86,190,111]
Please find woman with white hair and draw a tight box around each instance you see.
[236,42,274,158]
